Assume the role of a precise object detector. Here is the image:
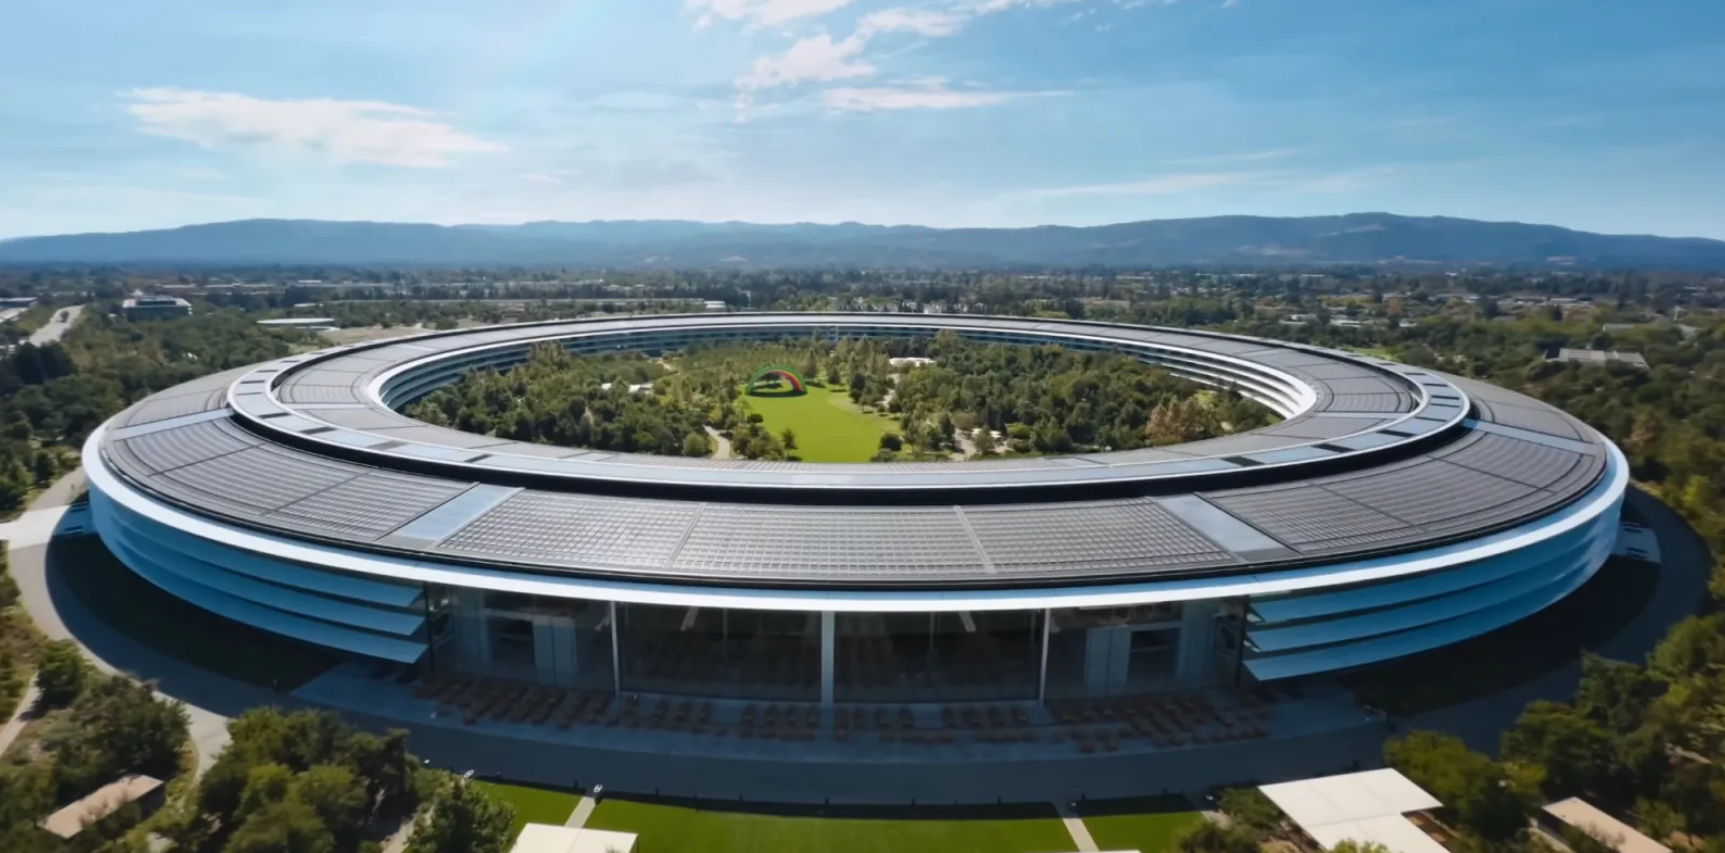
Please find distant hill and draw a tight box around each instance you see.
[2,214,1722,268]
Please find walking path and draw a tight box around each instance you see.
[704,426,732,460]
[563,797,597,829]
[0,681,40,759]
[1054,801,1099,852]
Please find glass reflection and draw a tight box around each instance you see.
[834,610,1041,702]
[617,604,819,701]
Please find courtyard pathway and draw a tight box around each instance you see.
[0,681,40,759]
[1054,802,1099,852]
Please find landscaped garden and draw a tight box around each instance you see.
[468,780,581,840]
[741,384,898,462]
[583,797,1076,853]
[1076,795,1205,853]
[405,334,1271,464]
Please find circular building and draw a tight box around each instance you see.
[83,314,1626,706]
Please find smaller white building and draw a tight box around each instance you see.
[1260,769,1447,853]
[509,822,638,853]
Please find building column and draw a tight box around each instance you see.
[1037,608,1052,704]
[820,611,835,706]
[609,602,622,696]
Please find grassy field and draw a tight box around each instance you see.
[585,798,1074,853]
[50,537,341,690]
[470,781,581,840]
[1341,556,1660,716]
[743,386,899,463]
[1077,796,1203,853]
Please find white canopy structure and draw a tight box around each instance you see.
[508,823,638,853]
[1260,769,1447,853]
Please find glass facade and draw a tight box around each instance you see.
[425,593,1241,704]
[617,604,820,701]
[435,587,614,692]
[834,610,1042,703]
[1045,601,1241,700]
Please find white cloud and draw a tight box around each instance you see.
[516,172,565,185]
[970,0,1081,13]
[1028,172,1262,196]
[1167,148,1300,165]
[122,88,504,168]
[858,8,967,36]
[823,79,1057,111]
[687,0,865,28]
[736,34,874,90]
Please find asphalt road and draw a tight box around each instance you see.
[27,305,83,347]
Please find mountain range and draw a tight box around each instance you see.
[2,214,1722,269]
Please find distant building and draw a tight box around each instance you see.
[0,296,38,309]
[39,775,165,840]
[122,296,192,321]
[258,317,337,331]
[702,300,728,312]
[1551,348,1649,370]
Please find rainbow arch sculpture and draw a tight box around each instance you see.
[746,366,806,394]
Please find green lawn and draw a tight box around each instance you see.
[1076,796,1203,853]
[743,386,899,463]
[470,781,581,840]
[586,798,1073,853]
[49,537,341,690]
[1341,556,1660,716]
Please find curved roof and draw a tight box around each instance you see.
[93,314,1613,590]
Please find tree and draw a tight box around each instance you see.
[1218,787,1283,835]
[878,433,903,452]
[1501,701,1616,796]
[1387,731,1533,841]
[341,729,420,818]
[780,428,797,450]
[291,764,370,849]
[1576,654,1665,734]
[1330,843,1394,853]
[226,799,334,853]
[681,432,710,457]
[1173,819,1259,853]
[35,639,88,707]
[46,675,188,800]
[406,778,514,853]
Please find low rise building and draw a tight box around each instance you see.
[1551,348,1649,370]
[122,296,192,321]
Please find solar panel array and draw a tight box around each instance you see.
[96,315,1614,588]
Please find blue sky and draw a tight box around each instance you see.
[2,0,1722,239]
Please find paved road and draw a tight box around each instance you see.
[27,305,83,347]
